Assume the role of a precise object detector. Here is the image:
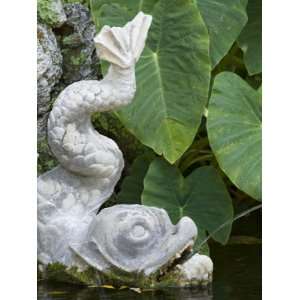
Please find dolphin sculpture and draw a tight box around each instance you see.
[37,12,213,287]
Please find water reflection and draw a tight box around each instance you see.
[38,284,213,300]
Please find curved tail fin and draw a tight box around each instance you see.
[94,12,152,68]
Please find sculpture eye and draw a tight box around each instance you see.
[128,222,151,243]
[131,224,147,239]
[117,217,154,247]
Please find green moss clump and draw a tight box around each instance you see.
[69,51,88,66]
[41,263,152,287]
[38,0,66,27]
[40,262,210,288]
[61,33,82,47]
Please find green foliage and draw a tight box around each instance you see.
[196,0,248,68]
[238,0,262,75]
[207,72,262,200]
[87,0,262,248]
[116,154,155,204]
[90,0,158,25]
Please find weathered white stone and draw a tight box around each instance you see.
[94,12,152,68]
[72,205,198,275]
[176,253,213,286]
[37,12,213,286]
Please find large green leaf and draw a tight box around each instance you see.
[196,0,248,68]
[142,158,233,245]
[90,2,130,30]
[207,72,262,200]
[240,0,248,7]
[238,0,262,75]
[90,0,158,29]
[90,0,211,163]
[116,154,154,204]
[90,0,158,18]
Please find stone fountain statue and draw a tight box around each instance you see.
[38,12,213,288]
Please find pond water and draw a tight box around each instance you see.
[38,244,261,300]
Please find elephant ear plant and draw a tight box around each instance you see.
[90,0,262,254]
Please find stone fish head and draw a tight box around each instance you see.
[72,204,198,276]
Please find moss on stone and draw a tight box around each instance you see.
[37,138,58,175]
[41,263,181,288]
[63,0,89,6]
[38,0,66,28]
[69,51,88,66]
[61,33,82,47]
[60,46,95,83]
[40,261,210,288]
[43,263,100,286]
